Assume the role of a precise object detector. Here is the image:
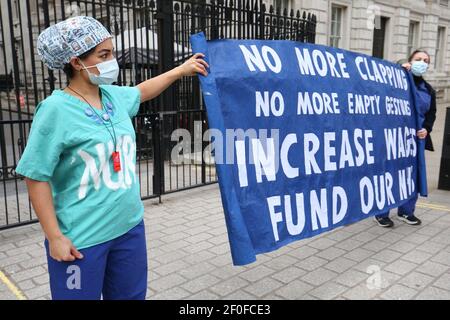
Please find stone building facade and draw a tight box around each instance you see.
[268,0,450,104]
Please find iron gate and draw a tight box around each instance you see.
[0,0,316,229]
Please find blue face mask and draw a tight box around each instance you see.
[411,60,428,77]
[80,58,120,85]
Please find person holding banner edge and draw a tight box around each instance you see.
[374,50,436,228]
[15,16,208,300]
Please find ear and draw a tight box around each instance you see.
[69,57,83,72]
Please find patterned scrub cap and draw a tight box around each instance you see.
[37,16,112,70]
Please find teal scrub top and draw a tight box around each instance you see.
[16,85,144,249]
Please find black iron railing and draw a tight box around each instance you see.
[0,0,316,229]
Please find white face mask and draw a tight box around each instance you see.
[79,58,120,85]
[411,60,429,77]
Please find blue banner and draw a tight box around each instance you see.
[190,32,427,266]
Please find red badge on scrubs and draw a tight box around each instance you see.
[112,152,121,172]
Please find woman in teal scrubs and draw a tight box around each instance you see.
[15,16,208,299]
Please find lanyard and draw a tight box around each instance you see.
[66,86,121,172]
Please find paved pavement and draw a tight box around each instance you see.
[0,183,449,300]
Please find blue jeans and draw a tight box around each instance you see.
[44,220,148,300]
[376,194,418,219]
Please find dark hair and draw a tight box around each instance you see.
[408,49,431,64]
[62,47,96,79]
